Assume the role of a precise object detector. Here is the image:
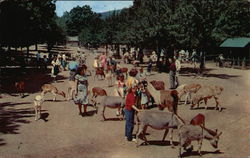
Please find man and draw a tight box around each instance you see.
[218,54,224,67]
[198,51,205,75]
[36,51,41,68]
[68,58,78,81]
[168,58,177,89]
[175,57,181,87]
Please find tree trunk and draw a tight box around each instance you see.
[35,44,38,51]
[116,44,120,58]
[106,44,108,54]
[26,46,29,57]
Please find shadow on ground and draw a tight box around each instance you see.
[181,149,223,157]
[0,102,33,134]
[138,140,179,147]
[180,67,240,79]
[0,67,67,95]
[0,101,35,146]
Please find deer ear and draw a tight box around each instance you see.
[215,131,222,138]
[218,132,222,137]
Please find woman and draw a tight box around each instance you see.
[124,87,141,141]
[93,56,100,69]
[51,56,61,82]
[99,52,107,70]
[168,58,176,89]
[74,67,89,116]
[61,54,67,71]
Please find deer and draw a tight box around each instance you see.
[33,94,44,121]
[15,81,25,97]
[41,84,66,101]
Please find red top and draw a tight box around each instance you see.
[125,92,136,111]
[169,63,176,71]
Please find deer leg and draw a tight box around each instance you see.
[72,89,76,100]
[39,106,41,120]
[116,107,121,116]
[52,91,56,101]
[162,128,169,142]
[184,92,190,105]
[214,96,221,111]
[41,91,45,98]
[198,139,203,156]
[136,124,144,147]
[204,98,208,109]
[117,107,123,120]
[102,106,106,121]
[67,87,72,101]
[143,126,149,145]
[34,106,38,121]
[178,135,183,158]
[170,128,174,148]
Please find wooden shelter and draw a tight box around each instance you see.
[220,37,250,59]
[66,36,79,47]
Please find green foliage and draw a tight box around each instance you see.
[3,0,248,54]
[64,5,99,36]
[0,0,65,48]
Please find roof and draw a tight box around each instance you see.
[67,36,79,42]
[220,37,250,48]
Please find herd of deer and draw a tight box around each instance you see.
[90,81,224,158]
[13,57,224,158]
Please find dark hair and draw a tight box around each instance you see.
[76,66,85,75]
[129,68,138,77]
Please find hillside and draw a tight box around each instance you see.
[99,9,121,19]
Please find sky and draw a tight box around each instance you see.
[56,1,133,17]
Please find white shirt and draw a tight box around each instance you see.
[175,59,181,71]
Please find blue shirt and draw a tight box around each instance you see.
[68,61,78,71]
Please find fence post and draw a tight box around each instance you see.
[232,58,234,68]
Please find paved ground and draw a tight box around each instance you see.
[0,46,250,158]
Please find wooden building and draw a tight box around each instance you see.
[220,37,250,59]
[66,36,79,47]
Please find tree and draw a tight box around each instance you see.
[65,5,98,36]
[0,0,65,55]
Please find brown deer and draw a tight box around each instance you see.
[15,81,25,97]
[41,84,66,101]
[190,113,205,128]
[94,67,105,80]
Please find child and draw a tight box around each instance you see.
[114,75,126,98]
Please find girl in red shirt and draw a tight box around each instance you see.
[124,87,140,141]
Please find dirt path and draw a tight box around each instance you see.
[0,47,250,158]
